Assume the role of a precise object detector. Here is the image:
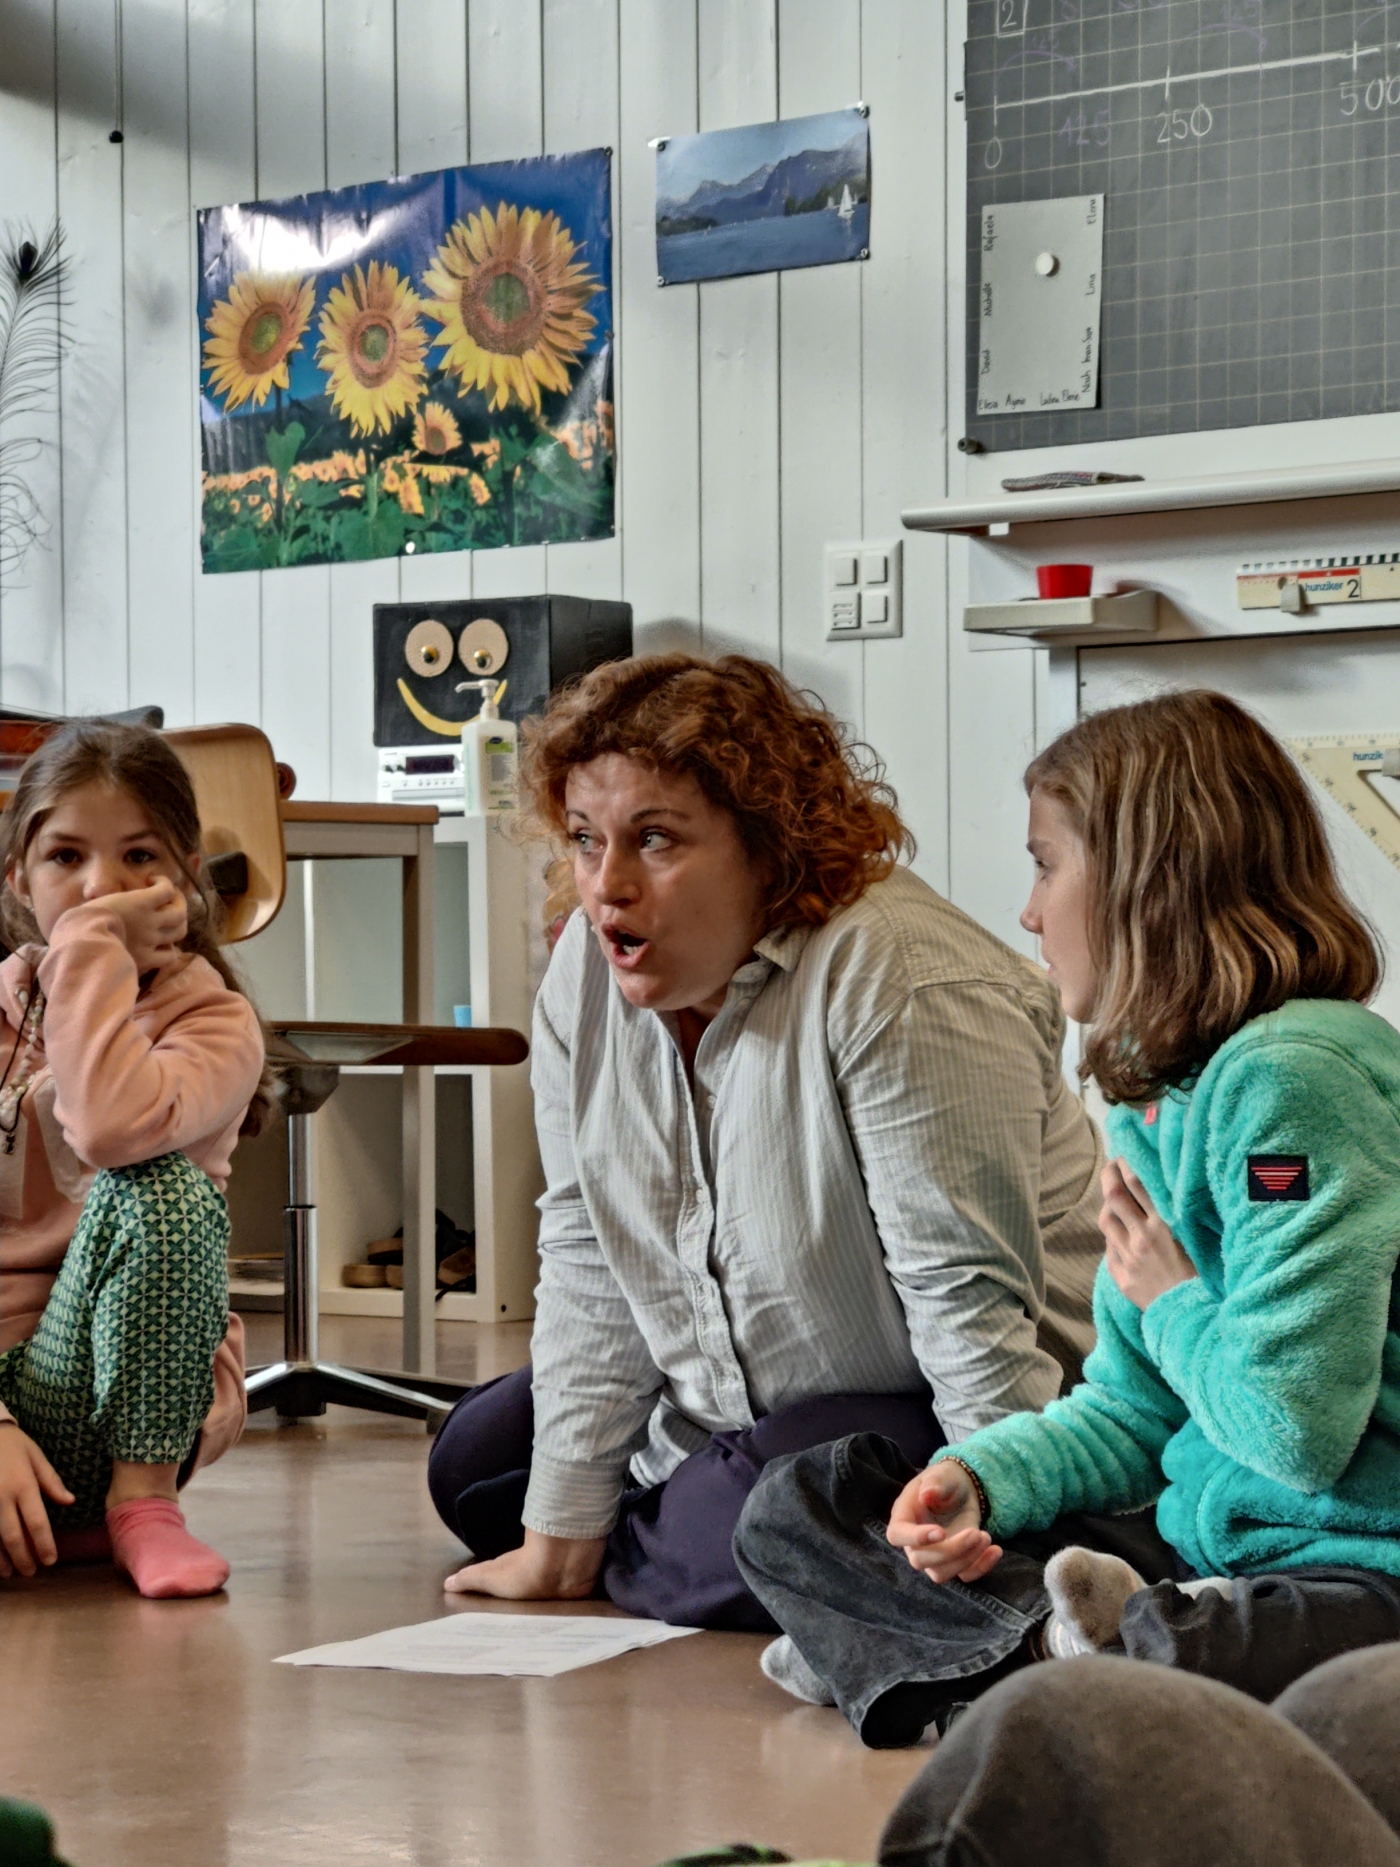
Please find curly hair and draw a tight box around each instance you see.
[521,653,913,930]
[1026,690,1381,1106]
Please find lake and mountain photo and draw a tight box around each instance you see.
[654,107,870,285]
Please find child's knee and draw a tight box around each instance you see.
[102,1154,226,1230]
[85,1150,230,1329]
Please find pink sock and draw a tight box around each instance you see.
[105,1498,230,1599]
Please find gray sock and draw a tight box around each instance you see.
[760,1634,837,1706]
[1043,1546,1148,1655]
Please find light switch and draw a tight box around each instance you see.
[824,538,903,641]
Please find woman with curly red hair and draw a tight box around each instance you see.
[426,653,1105,1626]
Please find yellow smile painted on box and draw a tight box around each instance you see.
[397,678,468,737]
[397,676,509,738]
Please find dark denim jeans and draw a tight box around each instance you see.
[733,1432,1400,1746]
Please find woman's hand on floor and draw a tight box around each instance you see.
[1100,1158,1197,1311]
[886,1459,1003,1586]
[0,1424,74,1578]
[443,1527,608,1600]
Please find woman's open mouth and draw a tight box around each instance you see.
[601,923,650,969]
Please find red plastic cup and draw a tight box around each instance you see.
[1036,563,1093,599]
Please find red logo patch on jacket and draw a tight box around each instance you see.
[1247,1155,1309,1202]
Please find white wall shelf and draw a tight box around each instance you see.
[228,815,544,1334]
[965,590,1157,645]
[432,814,544,1324]
[904,458,1400,536]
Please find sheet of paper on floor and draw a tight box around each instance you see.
[276,1611,701,1678]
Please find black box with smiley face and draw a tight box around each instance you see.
[373,596,632,748]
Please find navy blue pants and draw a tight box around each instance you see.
[426,1364,944,1631]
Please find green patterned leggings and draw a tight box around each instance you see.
[0,1153,230,1529]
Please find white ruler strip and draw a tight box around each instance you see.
[1239,555,1400,611]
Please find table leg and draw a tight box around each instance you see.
[402,824,436,1375]
[401,1064,436,1374]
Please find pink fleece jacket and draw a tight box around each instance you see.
[0,900,266,1470]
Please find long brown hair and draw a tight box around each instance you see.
[1025,690,1381,1105]
[1,719,275,1136]
[521,653,913,930]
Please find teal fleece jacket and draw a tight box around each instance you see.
[946,999,1400,1578]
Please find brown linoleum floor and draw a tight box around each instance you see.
[0,1316,927,1867]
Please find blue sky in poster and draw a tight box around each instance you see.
[196,150,612,420]
[657,109,862,198]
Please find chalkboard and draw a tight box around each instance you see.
[964,1,1400,453]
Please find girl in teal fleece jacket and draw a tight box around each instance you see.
[945,993,1400,1583]
[734,689,1400,1746]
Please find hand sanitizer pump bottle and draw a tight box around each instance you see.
[457,678,518,815]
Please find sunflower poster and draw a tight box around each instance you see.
[196,151,613,573]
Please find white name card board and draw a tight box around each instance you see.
[977,195,1103,417]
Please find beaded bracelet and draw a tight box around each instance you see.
[942,1455,990,1526]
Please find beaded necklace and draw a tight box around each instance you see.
[0,988,46,1156]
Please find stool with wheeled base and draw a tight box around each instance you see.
[245,1021,528,1426]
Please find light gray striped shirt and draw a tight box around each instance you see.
[523,864,1104,1541]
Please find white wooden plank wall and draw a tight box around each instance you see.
[253,0,331,795]
[55,0,129,716]
[697,0,779,664]
[774,0,861,746]
[0,0,63,714]
[188,0,260,732]
[616,0,699,655]
[123,0,194,724]
[0,2,1013,932]
[940,0,1038,944]
[861,0,951,890]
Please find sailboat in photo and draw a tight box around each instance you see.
[836,182,855,223]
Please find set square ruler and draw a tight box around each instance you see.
[1289,734,1400,874]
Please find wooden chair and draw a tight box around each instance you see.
[163,723,287,941]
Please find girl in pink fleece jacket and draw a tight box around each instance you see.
[0,720,267,1598]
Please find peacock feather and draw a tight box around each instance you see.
[0,221,67,578]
